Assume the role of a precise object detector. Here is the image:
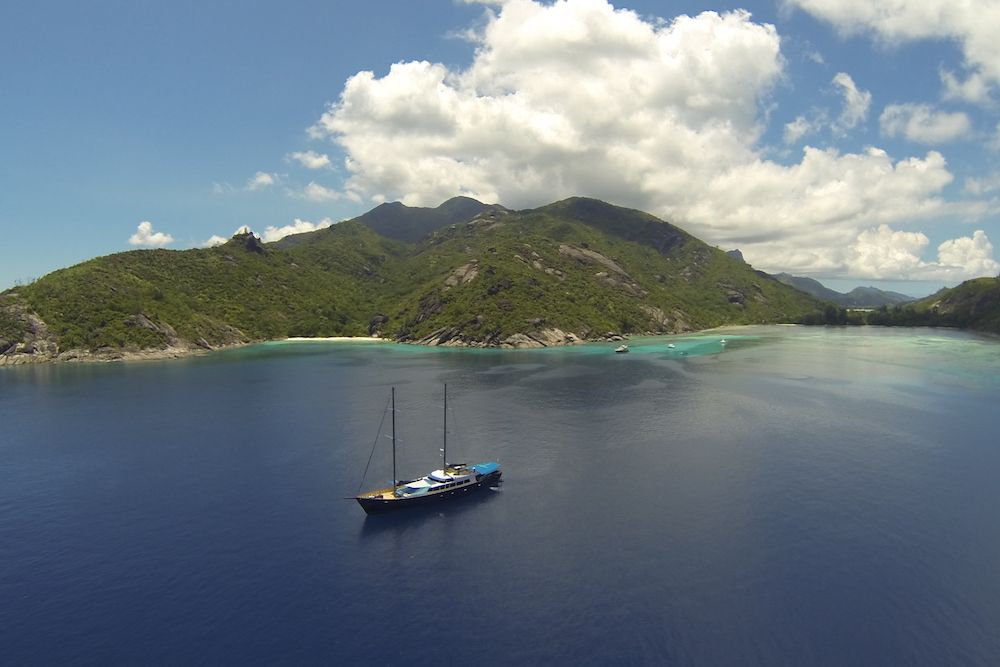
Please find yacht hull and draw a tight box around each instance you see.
[356,470,502,514]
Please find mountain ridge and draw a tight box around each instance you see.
[0,196,895,364]
[771,273,914,308]
[352,196,508,243]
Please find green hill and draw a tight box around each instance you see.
[1,197,827,363]
[866,276,1000,333]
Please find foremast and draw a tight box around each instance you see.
[391,386,397,488]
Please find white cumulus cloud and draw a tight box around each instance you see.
[288,150,332,169]
[129,221,174,248]
[307,0,980,281]
[936,230,1000,278]
[847,224,930,279]
[846,225,998,280]
[879,103,972,145]
[201,235,228,248]
[786,0,1000,98]
[261,217,335,243]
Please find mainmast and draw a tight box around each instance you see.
[391,386,397,487]
[443,383,448,469]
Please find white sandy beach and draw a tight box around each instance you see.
[281,336,385,343]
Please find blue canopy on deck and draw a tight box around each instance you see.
[471,461,500,475]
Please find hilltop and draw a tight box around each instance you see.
[1,197,827,364]
[770,273,914,308]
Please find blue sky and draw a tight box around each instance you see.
[2,0,999,297]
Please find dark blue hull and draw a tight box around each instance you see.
[356,471,502,514]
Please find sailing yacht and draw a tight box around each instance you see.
[354,385,502,514]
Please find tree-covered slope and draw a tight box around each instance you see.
[1,224,399,357]
[376,198,823,345]
[1,197,828,362]
[867,276,1000,333]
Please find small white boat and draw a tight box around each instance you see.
[614,344,629,354]
[667,343,676,349]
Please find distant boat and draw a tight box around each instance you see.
[614,344,629,354]
[667,343,676,349]
[354,385,502,514]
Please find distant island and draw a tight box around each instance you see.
[2,196,998,365]
[767,273,914,309]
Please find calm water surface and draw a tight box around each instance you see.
[2,326,999,664]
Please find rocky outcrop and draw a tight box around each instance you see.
[501,328,582,348]
[716,282,766,307]
[514,245,567,281]
[443,261,479,289]
[368,313,390,336]
[407,326,583,349]
[558,244,647,297]
[236,231,266,254]
[0,302,59,365]
[594,272,647,297]
[558,244,629,276]
[125,312,179,341]
[0,298,249,366]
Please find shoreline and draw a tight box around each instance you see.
[0,330,675,367]
[0,335,392,367]
[279,336,385,343]
[4,324,989,368]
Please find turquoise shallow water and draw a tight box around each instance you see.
[2,326,999,664]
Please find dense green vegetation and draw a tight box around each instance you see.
[865,277,1000,333]
[792,276,1000,334]
[1,197,835,356]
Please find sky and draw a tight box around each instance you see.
[2,0,999,297]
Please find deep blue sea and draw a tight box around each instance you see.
[2,326,1000,665]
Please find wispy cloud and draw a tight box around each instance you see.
[213,172,281,194]
[831,72,871,133]
[940,68,994,106]
[297,181,343,202]
[247,171,277,190]
[879,103,972,145]
[783,114,824,144]
[287,150,332,169]
[965,172,1000,195]
[990,121,1000,152]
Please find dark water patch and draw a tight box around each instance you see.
[2,327,999,664]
